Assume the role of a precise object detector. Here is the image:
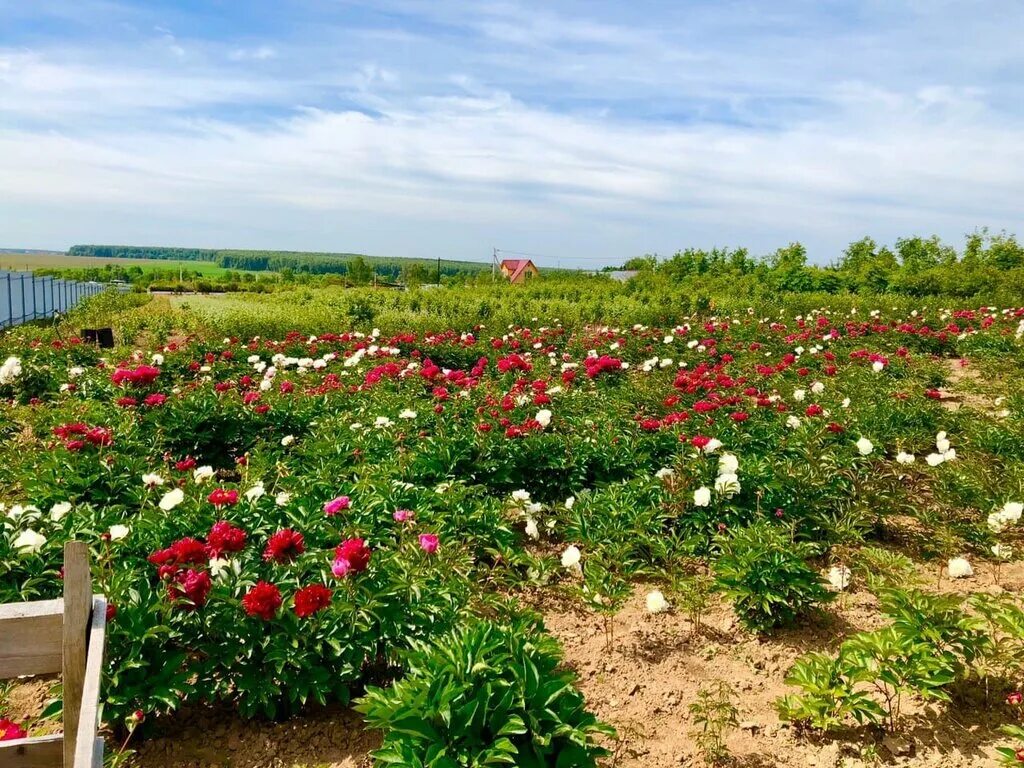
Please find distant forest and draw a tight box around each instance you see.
[67,245,491,281]
[615,229,1024,300]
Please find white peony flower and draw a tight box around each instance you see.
[715,473,740,497]
[535,409,552,429]
[0,356,23,385]
[895,452,916,465]
[524,518,540,540]
[718,453,739,474]
[701,438,723,454]
[645,590,669,614]
[275,491,292,506]
[374,416,393,428]
[561,545,582,569]
[108,524,130,541]
[926,453,945,467]
[159,487,185,511]
[786,415,801,429]
[1001,502,1023,522]
[655,467,674,479]
[810,381,825,395]
[693,487,712,507]
[245,484,265,502]
[14,528,46,554]
[512,489,531,502]
[209,557,234,580]
[855,437,874,456]
[827,565,852,591]
[947,557,973,579]
[399,409,417,420]
[50,502,72,522]
[193,466,215,484]
[281,435,295,447]
[992,543,1013,560]
[564,496,575,510]
[872,361,884,372]
[793,389,806,402]
[142,473,165,488]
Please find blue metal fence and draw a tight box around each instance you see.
[0,271,107,330]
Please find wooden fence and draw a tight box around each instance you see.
[0,542,107,767]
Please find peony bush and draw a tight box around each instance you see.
[1,296,1023,759]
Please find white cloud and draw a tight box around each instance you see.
[1,0,1022,262]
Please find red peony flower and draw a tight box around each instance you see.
[293,584,332,618]
[1008,691,1023,706]
[323,496,351,516]
[242,581,282,620]
[175,457,197,472]
[332,537,371,577]
[149,537,209,569]
[208,488,239,508]
[143,393,167,407]
[263,529,305,563]
[419,534,439,554]
[167,568,211,609]
[0,717,28,741]
[207,521,246,556]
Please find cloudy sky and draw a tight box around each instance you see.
[2,1,1023,266]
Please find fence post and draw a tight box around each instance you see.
[63,541,91,766]
[4,273,10,329]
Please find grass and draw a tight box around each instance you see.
[0,251,252,277]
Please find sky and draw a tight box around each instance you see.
[1,1,1023,267]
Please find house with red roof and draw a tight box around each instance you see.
[499,258,539,284]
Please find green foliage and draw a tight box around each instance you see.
[713,521,834,632]
[688,680,739,766]
[778,588,1019,733]
[356,617,614,768]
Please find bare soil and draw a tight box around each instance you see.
[5,561,1021,767]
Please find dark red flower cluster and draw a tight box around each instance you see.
[263,529,305,563]
[496,354,532,373]
[242,581,281,620]
[111,364,161,387]
[293,584,332,617]
[208,488,239,507]
[166,569,212,610]
[583,355,623,378]
[207,520,247,557]
[332,537,371,577]
[52,422,113,450]
[149,537,209,578]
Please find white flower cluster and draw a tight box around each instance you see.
[988,501,1022,533]
[693,452,740,506]
[926,431,956,466]
[0,356,22,385]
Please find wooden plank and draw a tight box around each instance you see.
[0,599,63,677]
[62,541,91,768]
[0,733,63,768]
[73,596,107,768]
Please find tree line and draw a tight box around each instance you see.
[617,229,1024,299]
[67,245,490,280]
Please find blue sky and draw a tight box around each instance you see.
[1,1,1023,267]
